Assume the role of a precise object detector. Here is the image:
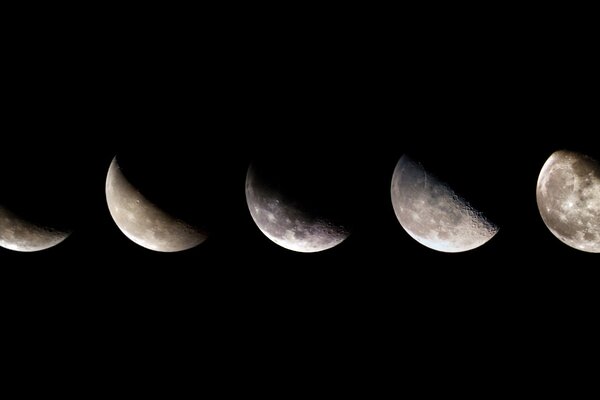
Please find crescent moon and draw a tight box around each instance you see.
[536,150,600,253]
[390,154,499,253]
[245,163,350,253]
[105,156,207,252]
[0,205,70,252]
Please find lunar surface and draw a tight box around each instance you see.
[245,163,350,253]
[390,154,499,253]
[105,156,207,252]
[0,205,70,252]
[536,150,600,253]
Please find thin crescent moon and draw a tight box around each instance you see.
[391,154,499,253]
[0,205,70,252]
[105,156,207,252]
[245,163,350,253]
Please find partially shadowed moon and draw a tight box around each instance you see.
[105,156,207,252]
[245,162,351,253]
[0,205,70,252]
[390,154,499,253]
[536,150,600,253]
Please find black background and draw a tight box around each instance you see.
[2,8,599,377]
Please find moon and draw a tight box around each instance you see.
[105,156,207,252]
[390,154,499,253]
[0,205,70,252]
[536,150,600,253]
[245,163,350,253]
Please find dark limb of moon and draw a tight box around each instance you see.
[536,150,600,253]
[390,154,498,253]
[245,163,350,253]
[105,156,207,252]
[0,205,70,252]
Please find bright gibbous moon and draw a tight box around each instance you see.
[390,154,499,253]
[536,150,600,253]
[105,156,207,252]
[245,163,350,253]
[0,205,70,252]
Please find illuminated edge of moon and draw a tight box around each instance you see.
[0,205,71,252]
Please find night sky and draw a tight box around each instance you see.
[2,13,599,364]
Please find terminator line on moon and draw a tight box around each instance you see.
[0,205,70,252]
[390,154,499,253]
[245,163,350,253]
[536,150,600,253]
[105,156,207,252]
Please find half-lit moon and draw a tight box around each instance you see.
[105,156,207,252]
[0,205,70,252]
[390,154,499,253]
[536,150,600,253]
